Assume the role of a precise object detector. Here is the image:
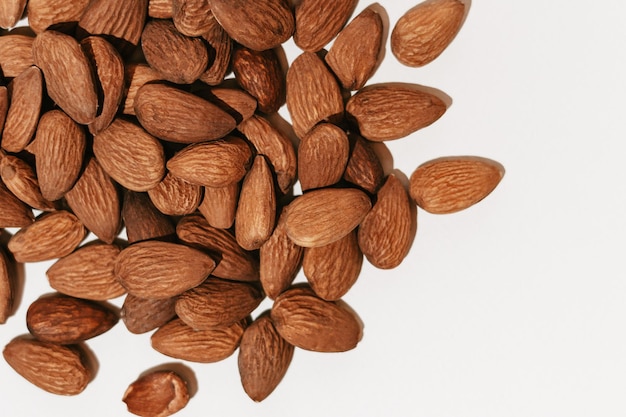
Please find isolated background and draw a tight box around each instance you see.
[3,0,626,416]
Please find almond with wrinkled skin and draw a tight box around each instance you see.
[151,317,245,363]
[26,294,119,344]
[93,118,165,192]
[198,183,240,229]
[7,211,86,262]
[235,155,276,251]
[286,52,344,139]
[409,156,505,214]
[0,246,14,324]
[201,87,257,125]
[167,137,252,187]
[0,34,33,78]
[0,87,8,134]
[1,66,43,153]
[210,0,294,51]
[3,336,92,395]
[32,30,98,125]
[173,0,213,37]
[123,191,176,244]
[148,172,203,216]
[298,123,350,191]
[238,312,294,402]
[47,242,126,301]
[176,278,263,329]
[284,188,371,247]
[343,133,385,194]
[149,0,174,19]
[294,0,357,52]
[346,83,447,141]
[121,294,177,334]
[65,157,121,244]
[0,181,34,228]
[303,230,362,301]
[0,155,56,211]
[176,213,260,282]
[26,0,91,34]
[326,6,384,90]
[115,241,216,299]
[135,83,236,143]
[391,0,466,67]
[78,0,148,49]
[123,370,190,417]
[0,0,27,29]
[123,63,163,116]
[199,16,233,86]
[358,174,416,269]
[271,285,363,352]
[141,19,208,84]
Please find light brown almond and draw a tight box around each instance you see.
[149,0,174,19]
[148,172,203,216]
[409,156,505,214]
[0,155,56,211]
[343,133,385,193]
[115,241,216,299]
[172,0,213,37]
[78,0,148,49]
[0,34,33,78]
[122,190,176,244]
[199,15,233,85]
[0,246,15,324]
[294,0,357,52]
[0,0,27,29]
[0,181,34,228]
[391,0,466,67]
[123,371,190,417]
[123,63,163,116]
[26,0,91,34]
[298,123,350,191]
[198,183,240,229]
[121,294,177,334]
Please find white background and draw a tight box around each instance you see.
[3,0,626,416]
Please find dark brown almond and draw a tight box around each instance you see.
[147,172,203,216]
[0,155,56,211]
[0,0,27,29]
[121,294,177,334]
[298,123,350,191]
[115,241,216,299]
[123,63,163,116]
[123,371,190,417]
[343,133,385,193]
[26,0,91,34]
[122,190,176,244]
[78,0,148,49]
[0,246,15,324]
[172,0,213,37]
[198,183,240,229]
[199,15,233,86]
[0,181,34,228]
[149,0,174,19]
[294,0,357,52]
[0,34,33,78]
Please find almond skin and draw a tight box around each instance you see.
[147,172,203,216]
[294,0,358,52]
[0,155,56,211]
[172,0,213,37]
[0,87,8,135]
[123,371,190,417]
[391,0,466,67]
[26,0,91,34]
[298,123,350,191]
[0,246,15,324]
[198,183,240,229]
[200,86,258,126]
[409,156,505,214]
[343,133,385,194]
[121,294,177,334]
[199,15,233,86]
[149,0,174,19]
[0,181,34,228]
[123,63,163,116]
[0,34,33,78]
[0,0,27,29]
[122,190,176,244]
[78,0,148,49]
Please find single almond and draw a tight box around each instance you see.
[78,0,148,49]
[0,0,27,29]
[298,123,350,191]
[0,181,34,228]
[198,183,240,229]
[0,34,33,79]
[123,63,163,116]
[294,0,357,52]
[0,154,56,211]
[343,133,385,194]
[0,87,8,135]
[0,246,15,324]
[123,370,190,417]
[172,0,213,37]
[26,0,91,34]
[147,172,203,216]
[122,190,176,244]
[149,0,174,19]
[121,294,177,334]
[409,156,505,214]
[199,15,233,86]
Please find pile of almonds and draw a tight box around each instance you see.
[0,0,504,415]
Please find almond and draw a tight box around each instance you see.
[26,293,119,344]
[78,0,148,49]
[238,312,294,402]
[26,0,91,34]
[115,240,216,299]
[0,154,56,211]
[284,187,371,247]
[0,246,15,324]
[121,294,177,335]
[7,210,86,263]
[0,181,34,228]
[0,87,7,134]
[294,0,357,52]
[147,172,203,216]
[122,190,176,244]
[0,34,33,78]
[172,0,213,37]
[343,133,385,194]
[123,370,190,417]
[409,156,505,214]
[149,0,174,19]
[0,0,27,29]
[198,183,240,229]
[123,63,163,116]
[271,285,363,352]
[391,0,466,67]
[3,336,92,395]
[298,123,350,191]
[346,83,447,141]
[199,15,233,86]
[200,86,257,125]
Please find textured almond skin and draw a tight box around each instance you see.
[284,188,372,247]
[176,278,264,329]
[0,35,33,78]
[346,83,447,141]
[27,0,91,34]
[298,123,350,191]
[123,371,190,417]
[286,52,344,139]
[78,0,148,48]
[409,156,505,214]
[0,0,27,29]
[147,172,202,216]
[202,87,257,125]
[326,6,384,90]
[93,118,165,192]
[122,191,176,244]
[0,155,56,211]
[3,336,92,395]
[166,137,252,187]
[26,294,118,344]
[32,30,98,125]
[0,87,8,135]
[198,183,240,229]
[149,0,174,18]
[294,0,357,52]
[271,285,363,352]
[0,246,14,323]
[123,63,163,116]
[115,241,216,299]
[210,0,294,51]
[343,134,385,194]
[199,17,233,86]
[151,318,245,363]
[121,294,177,334]
[135,83,236,143]
[0,181,34,228]
[391,0,466,67]
[47,242,126,301]
[8,211,86,263]
[238,313,294,402]
[141,19,208,84]
[172,0,213,37]
[358,174,416,269]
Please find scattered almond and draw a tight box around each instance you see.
[123,370,190,417]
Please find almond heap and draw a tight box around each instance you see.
[0,0,503,415]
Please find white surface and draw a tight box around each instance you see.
[3,1,626,416]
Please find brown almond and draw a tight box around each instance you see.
[26,0,91,34]
[135,83,236,143]
[271,285,362,352]
[151,317,245,363]
[391,0,466,67]
[121,294,177,334]
[172,0,213,37]
[0,87,8,134]
[0,246,15,324]
[343,133,385,193]
[93,118,166,192]
[123,63,163,116]
[409,156,505,214]
[149,0,174,19]
[122,191,176,244]
[0,155,56,211]
[326,6,384,90]
[32,30,98,125]
[0,181,34,228]
[238,313,294,402]
[176,278,264,329]
[294,0,357,52]
[199,15,233,86]
[26,294,118,344]
[147,172,202,216]
[78,0,148,49]
[141,19,208,84]
[0,0,27,29]
[286,52,344,139]
[166,137,252,187]
[284,188,371,247]
[115,241,216,299]
[123,371,190,417]
[46,242,126,301]
[210,0,294,51]
[3,336,92,395]
[298,123,350,191]
[198,183,240,230]
[358,174,416,269]
[0,34,33,78]
[202,87,257,125]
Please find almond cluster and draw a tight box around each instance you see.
[0,0,503,415]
